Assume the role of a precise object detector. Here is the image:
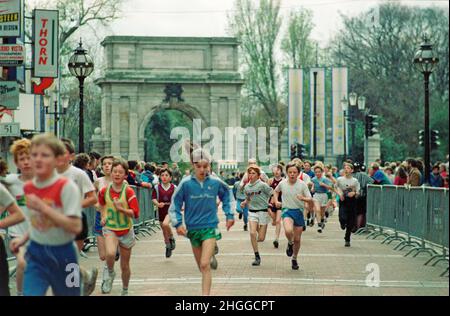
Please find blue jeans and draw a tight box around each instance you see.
[236,198,249,225]
[24,241,80,296]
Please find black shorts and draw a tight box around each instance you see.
[75,212,88,241]
[269,205,281,213]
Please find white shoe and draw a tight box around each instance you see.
[121,288,128,296]
[101,270,115,294]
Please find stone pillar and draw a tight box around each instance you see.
[128,96,140,160]
[110,98,121,157]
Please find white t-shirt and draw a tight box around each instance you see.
[4,174,29,237]
[275,179,311,209]
[336,176,360,195]
[25,172,82,246]
[0,183,16,235]
[59,165,95,198]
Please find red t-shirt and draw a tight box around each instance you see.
[98,184,139,236]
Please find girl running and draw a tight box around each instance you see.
[170,146,234,296]
[268,164,284,248]
[273,163,312,270]
[152,168,177,258]
[99,159,140,295]
[233,172,248,231]
[241,166,273,266]
[311,164,334,233]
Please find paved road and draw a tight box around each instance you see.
[77,210,448,296]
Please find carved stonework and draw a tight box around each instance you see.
[163,83,184,103]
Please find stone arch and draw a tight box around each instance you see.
[138,102,209,140]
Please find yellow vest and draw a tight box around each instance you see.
[104,183,132,231]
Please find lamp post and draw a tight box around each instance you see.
[43,91,69,137]
[68,39,94,153]
[413,35,439,185]
[313,71,318,159]
[341,93,366,161]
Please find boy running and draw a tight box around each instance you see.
[0,183,25,296]
[9,133,82,296]
[241,166,273,266]
[335,162,360,247]
[58,138,98,295]
[4,138,33,295]
[99,159,140,295]
[152,168,177,258]
[170,147,234,296]
[273,163,312,270]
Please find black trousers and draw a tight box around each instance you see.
[0,235,10,296]
[339,198,357,242]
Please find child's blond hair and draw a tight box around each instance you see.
[31,133,66,157]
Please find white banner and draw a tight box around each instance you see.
[309,68,326,157]
[33,9,59,78]
[0,0,21,38]
[331,67,348,155]
[288,69,304,147]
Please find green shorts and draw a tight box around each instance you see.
[187,227,222,248]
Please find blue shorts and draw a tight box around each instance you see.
[94,211,103,237]
[282,209,306,228]
[24,241,80,296]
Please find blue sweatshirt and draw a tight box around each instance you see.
[169,175,233,230]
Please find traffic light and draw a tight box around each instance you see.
[298,144,307,160]
[290,144,297,160]
[431,130,440,150]
[418,130,425,146]
[365,114,379,137]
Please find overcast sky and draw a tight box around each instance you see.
[105,0,448,45]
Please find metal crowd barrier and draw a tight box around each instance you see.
[365,184,449,277]
[82,185,159,250]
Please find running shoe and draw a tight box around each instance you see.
[291,259,299,270]
[121,288,128,296]
[273,240,279,248]
[345,241,351,247]
[101,270,116,294]
[165,246,172,258]
[83,267,98,296]
[169,237,176,250]
[210,255,218,270]
[309,219,315,227]
[286,242,293,257]
[243,224,248,231]
[252,256,261,266]
[325,210,329,218]
[238,213,243,220]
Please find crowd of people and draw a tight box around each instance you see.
[0,133,449,296]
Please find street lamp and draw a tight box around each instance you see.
[413,35,439,185]
[43,91,69,137]
[68,39,94,153]
[341,92,366,161]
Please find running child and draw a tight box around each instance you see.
[59,138,98,295]
[335,162,360,247]
[241,166,273,266]
[268,164,284,248]
[273,163,312,270]
[170,146,234,296]
[0,182,25,296]
[9,133,82,296]
[311,164,334,233]
[4,138,33,295]
[99,159,140,295]
[93,155,115,287]
[152,168,177,258]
